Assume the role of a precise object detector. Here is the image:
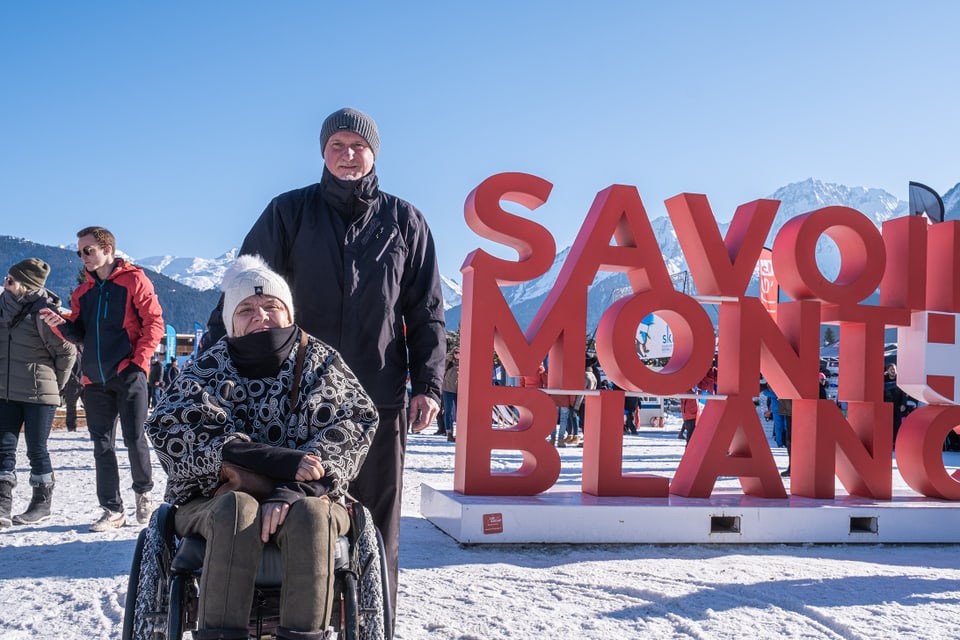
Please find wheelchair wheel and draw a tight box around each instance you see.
[166,574,189,640]
[336,571,359,640]
[123,509,177,640]
[121,529,148,640]
[373,527,392,640]
[353,504,389,640]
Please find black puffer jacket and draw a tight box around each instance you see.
[211,168,445,409]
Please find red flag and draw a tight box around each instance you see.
[758,247,778,319]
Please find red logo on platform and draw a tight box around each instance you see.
[453,172,960,502]
[482,513,504,535]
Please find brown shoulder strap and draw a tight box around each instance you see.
[289,329,308,409]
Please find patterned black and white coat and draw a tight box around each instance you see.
[145,328,378,505]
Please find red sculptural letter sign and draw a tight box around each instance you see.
[454,172,960,502]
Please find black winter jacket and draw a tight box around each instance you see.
[210,168,445,408]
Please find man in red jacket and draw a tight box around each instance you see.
[40,226,165,531]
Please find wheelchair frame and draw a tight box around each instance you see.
[122,498,391,640]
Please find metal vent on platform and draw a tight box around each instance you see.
[849,516,878,534]
[711,515,741,534]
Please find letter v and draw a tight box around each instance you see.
[665,194,779,297]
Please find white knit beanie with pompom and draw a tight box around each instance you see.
[221,254,294,337]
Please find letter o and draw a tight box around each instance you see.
[595,289,714,396]
[772,206,885,303]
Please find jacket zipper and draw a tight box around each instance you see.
[3,333,9,401]
[375,228,398,262]
[95,281,107,384]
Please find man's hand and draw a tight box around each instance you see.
[408,394,440,433]
[39,308,65,328]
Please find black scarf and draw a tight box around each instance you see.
[226,326,297,379]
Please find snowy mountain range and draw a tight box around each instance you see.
[135,178,960,328]
[136,250,465,311]
[136,249,239,292]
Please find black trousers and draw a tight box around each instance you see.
[62,383,82,429]
[349,406,405,629]
[81,366,153,512]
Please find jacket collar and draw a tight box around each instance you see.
[86,258,128,284]
[320,166,379,223]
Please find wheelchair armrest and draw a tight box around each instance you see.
[155,503,179,546]
[171,536,206,574]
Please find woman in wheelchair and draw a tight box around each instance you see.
[145,255,379,640]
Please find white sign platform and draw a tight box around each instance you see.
[421,484,960,544]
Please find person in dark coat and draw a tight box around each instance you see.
[163,358,180,386]
[61,348,83,431]
[203,107,445,623]
[624,394,639,434]
[883,361,907,445]
[147,355,163,410]
[778,398,793,478]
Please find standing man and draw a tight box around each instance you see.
[440,344,459,442]
[147,355,163,410]
[40,226,164,531]
[61,347,84,431]
[883,361,908,446]
[163,357,180,387]
[206,107,445,625]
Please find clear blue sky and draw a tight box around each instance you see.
[2,1,958,280]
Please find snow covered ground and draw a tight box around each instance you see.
[1,413,959,639]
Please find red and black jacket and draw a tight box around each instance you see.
[61,259,165,385]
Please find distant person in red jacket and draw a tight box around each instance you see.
[40,226,165,532]
[520,360,575,446]
[518,360,548,390]
[680,366,718,447]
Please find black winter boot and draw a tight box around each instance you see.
[13,482,53,525]
[0,479,14,527]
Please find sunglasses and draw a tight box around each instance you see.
[76,246,98,257]
[3,276,15,286]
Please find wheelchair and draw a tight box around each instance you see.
[122,497,392,640]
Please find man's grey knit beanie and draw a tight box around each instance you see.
[319,107,380,160]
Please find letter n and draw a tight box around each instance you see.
[790,399,892,499]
